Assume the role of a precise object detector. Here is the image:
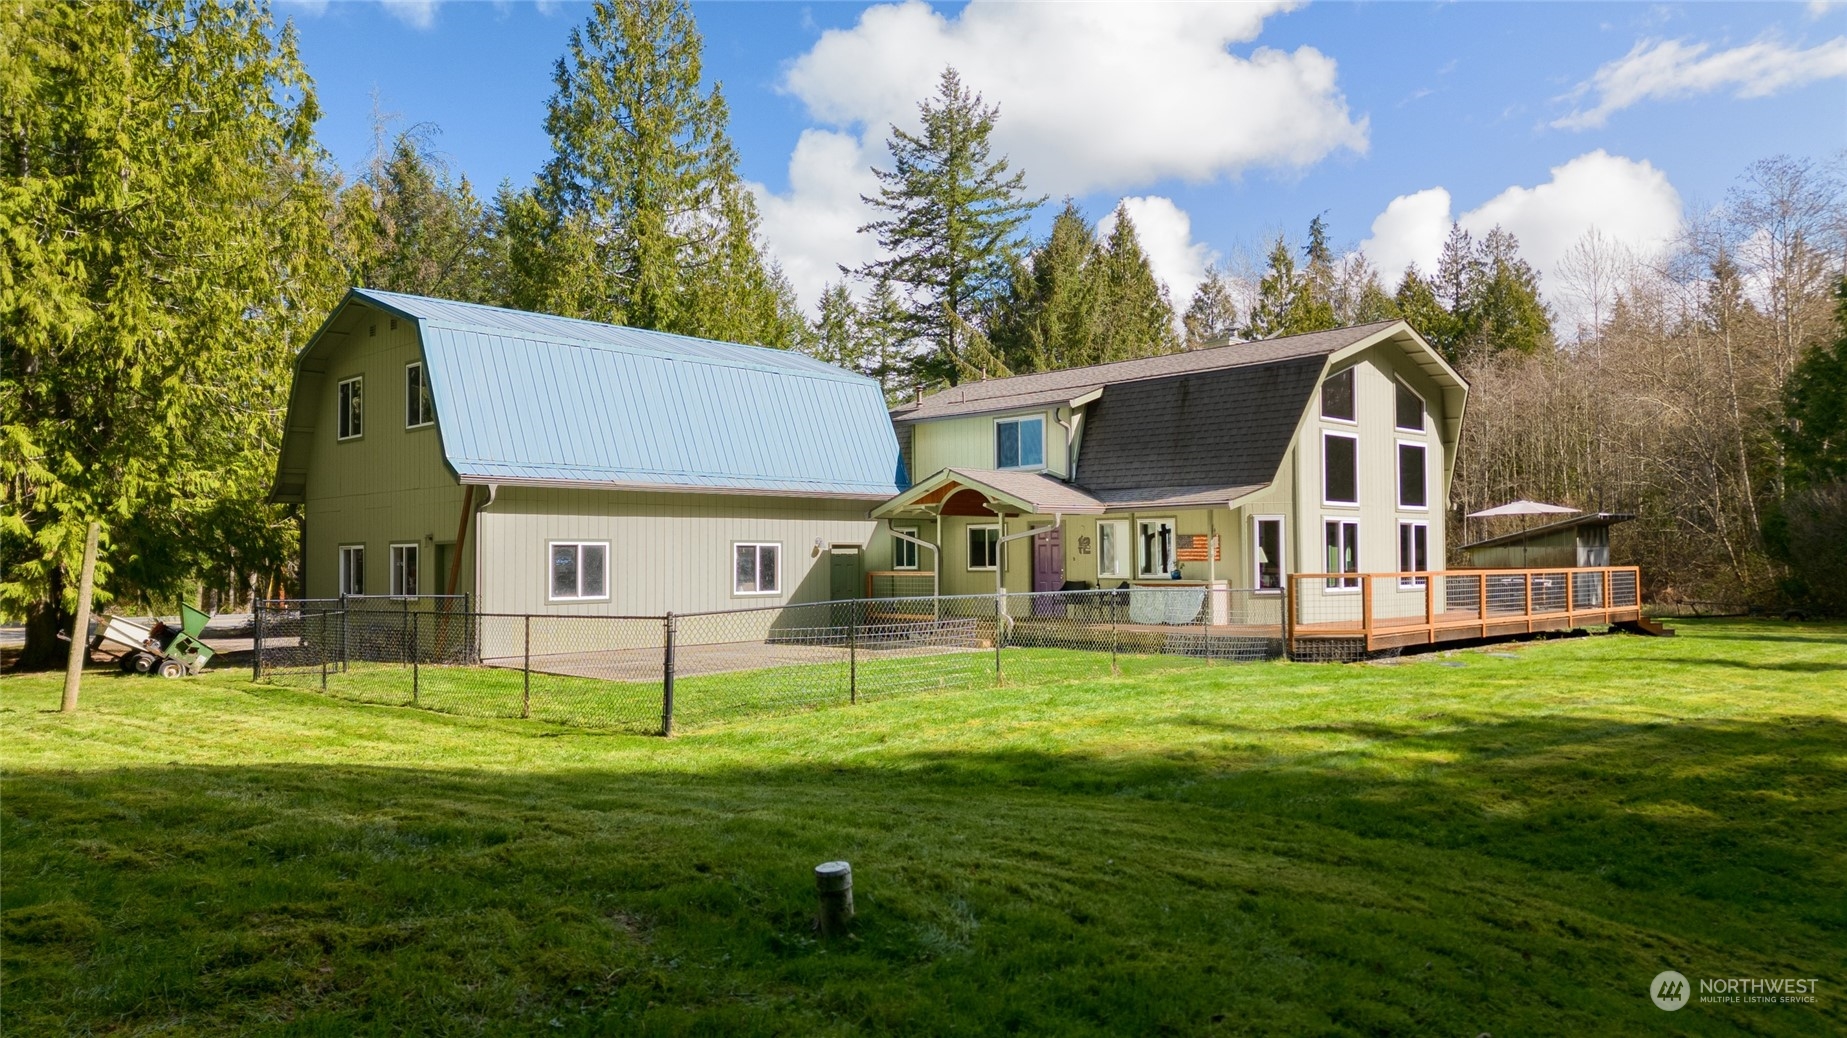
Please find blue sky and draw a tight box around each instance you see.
[282,1,1846,323]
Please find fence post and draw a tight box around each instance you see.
[410,607,419,705]
[661,612,676,737]
[341,608,349,673]
[1360,574,1374,653]
[994,597,1004,687]
[1110,588,1119,677]
[848,603,858,706]
[1282,577,1294,661]
[522,614,532,719]
[252,600,264,682]
[320,611,328,691]
[1478,572,1489,639]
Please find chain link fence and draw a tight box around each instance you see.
[254,587,1285,734]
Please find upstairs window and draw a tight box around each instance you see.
[1323,432,1358,505]
[338,545,365,596]
[550,541,608,601]
[1398,442,1428,509]
[406,362,434,428]
[996,416,1045,469]
[734,542,780,595]
[337,376,363,440]
[1395,380,1425,431]
[1321,367,1355,422]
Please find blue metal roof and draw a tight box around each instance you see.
[352,289,907,498]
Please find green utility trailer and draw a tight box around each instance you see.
[88,604,218,678]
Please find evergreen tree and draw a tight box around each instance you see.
[1183,265,1240,349]
[988,201,1101,372]
[855,67,1043,385]
[1467,226,1553,356]
[808,282,865,371]
[1332,253,1396,325]
[531,0,798,346]
[0,0,339,666]
[1094,203,1180,359]
[857,278,914,400]
[340,127,494,302]
[1780,278,1847,488]
[1241,236,1299,339]
[1286,214,1339,333]
[1393,265,1453,354]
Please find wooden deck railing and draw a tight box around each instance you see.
[1283,566,1642,652]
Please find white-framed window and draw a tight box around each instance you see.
[549,541,609,601]
[338,544,365,596]
[966,524,1000,571]
[1138,518,1177,578]
[1323,431,1358,506]
[337,376,363,440]
[1324,519,1359,590]
[1321,367,1356,423]
[1253,515,1285,593]
[1399,522,1429,587]
[405,361,434,428]
[1395,378,1426,432]
[1097,520,1129,580]
[389,543,419,597]
[733,542,780,595]
[1397,440,1428,510]
[892,526,919,570]
[995,415,1046,470]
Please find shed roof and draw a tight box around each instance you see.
[1458,512,1635,552]
[272,289,906,503]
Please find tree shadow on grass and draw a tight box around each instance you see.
[3,712,1844,1037]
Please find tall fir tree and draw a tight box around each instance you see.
[1,0,340,666]
[988,201,1102,372]
[1392,265,1452,354]
[1241,236,1299,340]
[1466,226,1553,357]
[1780,277,1847,488]
[857,278,916,399]
[855,67,1043,386]
[807,282,867,373]
[1286,214,1339,333]
[528,0,800,346]
[338,127,494,302]
[1183,265,1240,349]
[1094,203,1180,359]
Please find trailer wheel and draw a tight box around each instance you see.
[130,652,157,675]
[118,654,138,673]
[156,658,183,679]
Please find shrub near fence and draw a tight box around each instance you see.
[254,588,1286,734]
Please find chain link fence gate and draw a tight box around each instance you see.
[254,587,1285,734]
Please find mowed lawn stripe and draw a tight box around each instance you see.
[3,619,1843,1035]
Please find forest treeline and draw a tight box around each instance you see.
[4,0,1845,667]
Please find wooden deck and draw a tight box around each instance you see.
[1285,566,1646,654]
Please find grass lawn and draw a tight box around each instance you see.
[3,619,1844,1035]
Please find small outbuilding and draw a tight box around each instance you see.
[1458,512,1634,569]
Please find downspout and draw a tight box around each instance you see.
[472,483,498,612]
[889,525,942,605]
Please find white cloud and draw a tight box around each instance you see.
[1359,187,1453,283]
[1554,35,1847,129]
[1097,196,1215,308]
[277,0,439,28]
[757,0,1366,312]
[1359,151,1684,324]
[749,130,884,309]
[780,0,1367,196]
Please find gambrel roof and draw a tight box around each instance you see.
[272,289,908,503]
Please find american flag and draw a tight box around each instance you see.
[1176,534,1219,562]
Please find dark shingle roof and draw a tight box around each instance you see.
[890,321,1398,423]
[1075,354,1330,498]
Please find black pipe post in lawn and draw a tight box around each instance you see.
[522,614,531,719]
[661,612,676,737]
[252,598,264,682]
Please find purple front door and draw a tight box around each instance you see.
[1032,526,1064,615]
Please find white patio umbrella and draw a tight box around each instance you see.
[1465,500,1580,567]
